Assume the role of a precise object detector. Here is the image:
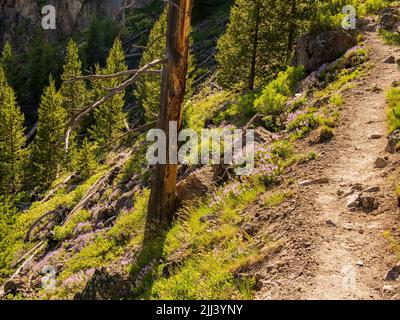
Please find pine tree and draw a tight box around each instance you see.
[90,39,127,145]
[31,78,67,188]
[135,9,195,121]
[0,66,27,194]
[1,42,16,88]
[216,0,289,91]
[60,39,88,120]
[72,138,97,180]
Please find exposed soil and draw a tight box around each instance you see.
[253,31,400,300]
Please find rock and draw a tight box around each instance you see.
[115,189,137,212]
[254,127,275,145]
[108,188,122,202]
[199,214,217,223]
[379,10,400,30]
[177,167,215,203]
[293,30,357,72]
[385,264,400,281]
[326,220,337,227]
[254,279,264,291]
[359,195,378,212]
[371,85,383,93]
[356,261,364,267]
[3,280,24,295]
[343,223,356,231]
[384,56,396,64]
[383,285,394,293]
[94,206,116,226]
[386,130,400,153]
[346,193,360,211]
[370,134,383,140]
[299,177,330,187]
[392,80,400,87]
[374,157,388,168]
[364,186,381,193]
[242,223,258,237]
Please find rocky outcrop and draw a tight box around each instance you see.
[0,0,154,46]
[293,30,357,72]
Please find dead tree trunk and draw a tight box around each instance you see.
[146,0,193,229]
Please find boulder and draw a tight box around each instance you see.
[379,8,400,30]
[293,30,357,72]
[177,167,215,203]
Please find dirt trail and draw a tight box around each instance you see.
[305,31,399,300]
[255,31,400,300]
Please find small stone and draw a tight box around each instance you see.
[337,190,345,197]
[392,80,400,87]
[370,134,383,140]
[254,279,264,291]
[374,157,388,169]
[371,85,383,93]
[299,177,329,187]
[346,193,360,211]
[364,186,381,193]
[383,285,394,293]
[384,56,396,64]
[356,261,364,267]
[326,220,337,227]
[385,264,400,281]
[242,223,258,236]
[343,223,355,231]
[360,195,377,211]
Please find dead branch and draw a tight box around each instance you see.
[66,69,161,83]
[40,173,77,203]
[65,58,167,151]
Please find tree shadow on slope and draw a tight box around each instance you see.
[74,224,168,300]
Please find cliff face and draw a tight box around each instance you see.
[0,0,152,46]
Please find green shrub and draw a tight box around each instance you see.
[254,67,304,131]
[387,87,400,132]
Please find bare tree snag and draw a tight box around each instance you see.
[146,0,193,228]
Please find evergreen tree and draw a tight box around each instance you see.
[89,39,127,145]
[60,39,88,120]
[135,9,195,121]
[1,42,17,88]
[72,138,98,180]
[216,0,290,90]
[0,66,27,194]
[31,78,67,188]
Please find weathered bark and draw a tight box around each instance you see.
[146,0,193,228]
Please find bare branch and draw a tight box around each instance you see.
[64,58,167,151]
[66,69,161,83]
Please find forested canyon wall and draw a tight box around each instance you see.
[0,0,153,46]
